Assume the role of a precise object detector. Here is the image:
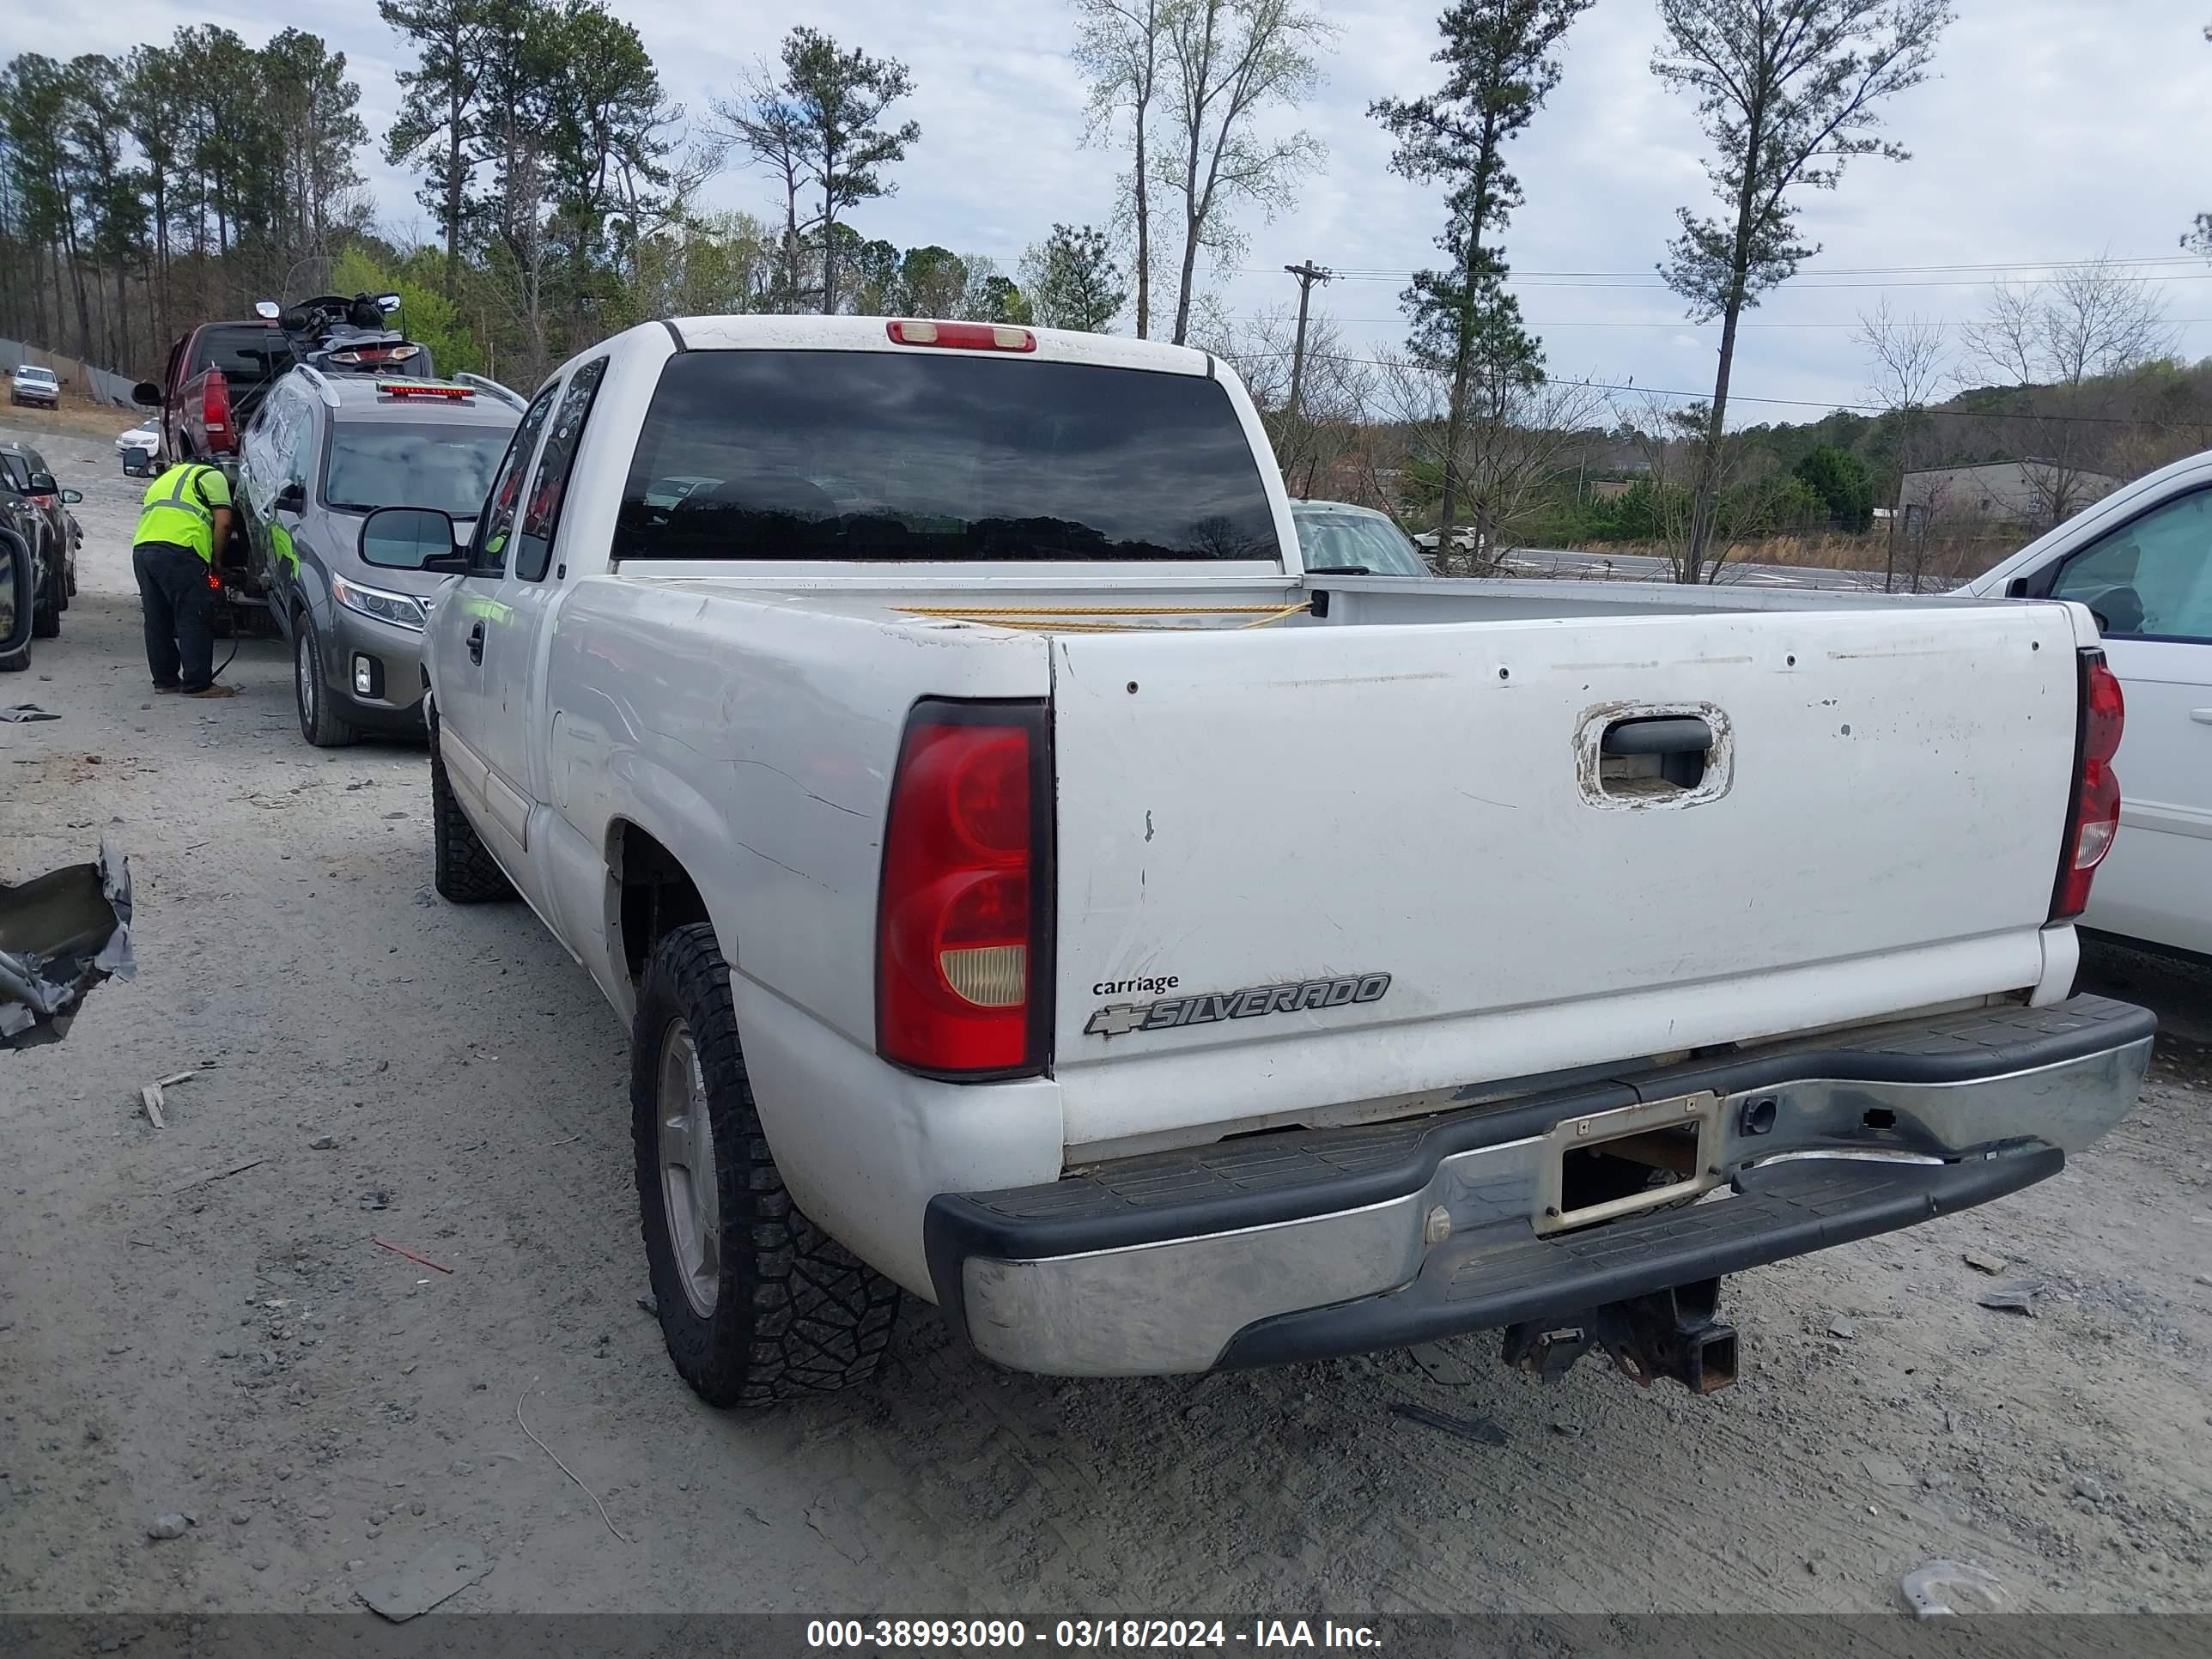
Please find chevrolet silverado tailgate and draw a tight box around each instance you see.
[1048,601,2083,1150]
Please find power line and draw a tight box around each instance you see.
[1280,270,2212,291]
[1224,313,2212,331]
[1233,252,2207,283]
[1243,349,2201,426]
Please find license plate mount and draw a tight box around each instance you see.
[1533,1091,1723,1237]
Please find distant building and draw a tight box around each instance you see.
[1899,460,2121,530]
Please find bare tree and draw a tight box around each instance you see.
[1073,0,1169,337]
[1156,0,1336,345]
[1613,395,1785,583]
[1372,356,1607,573]
[1201,304,1376,499]
[1653,0,1954,582]
[1856,299,1946,590]
[1960,259,2177,526]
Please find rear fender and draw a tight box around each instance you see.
[591,762,729,1012]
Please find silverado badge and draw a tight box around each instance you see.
[1085,973,1392,1039]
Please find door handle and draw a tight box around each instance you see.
[467,622,484,665]
[2191,708,2212,726]
[1601,716,1713,756]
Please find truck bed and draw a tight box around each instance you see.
[565,568,2089,1166]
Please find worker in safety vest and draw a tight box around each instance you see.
[131,460,236,698]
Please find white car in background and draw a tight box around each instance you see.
[1965,451,2212,957]
[116,422,160,474]
[1289,499,1432,576]
[9,364,60,409]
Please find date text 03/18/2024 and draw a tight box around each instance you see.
[805,1620,1382,1650]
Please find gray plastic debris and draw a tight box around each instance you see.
[1,843,134,1051]
[0,704,58,722]
[1900,1559,2008,1619]
[1977,1281,2046,1316]
[358,1540,491,1622]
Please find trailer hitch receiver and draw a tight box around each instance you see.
[1502,1279,1738,1395]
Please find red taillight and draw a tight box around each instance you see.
[202,372,233,448]
[886,319,1036,353]
[877,702,1051,1078]
[2052,651,2124,921]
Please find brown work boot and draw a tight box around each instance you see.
[181,684,237,699]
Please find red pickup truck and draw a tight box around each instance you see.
[133,313,296,464]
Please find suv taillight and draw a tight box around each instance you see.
[2052,649,2124,921]
[877,700,1052,1079]
[202,371,233,448]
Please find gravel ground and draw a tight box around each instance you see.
[3,421,2210,1619]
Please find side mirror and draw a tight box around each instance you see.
[275,481,307,513]
[377,293,402,314]
[61,489,82,505]
[361,504,462,571]
[0,528,31,659]
[27,472,57,494]
[132,381,161,407]
[255,300,282,320]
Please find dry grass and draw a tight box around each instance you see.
[0,394,138,445]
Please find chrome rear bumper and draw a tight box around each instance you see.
[924,996,2154,1377]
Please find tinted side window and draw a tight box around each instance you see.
[514,357,608,582]
[613,350,1280,564]
[471,385,559,575]
[2052,487,2212,644]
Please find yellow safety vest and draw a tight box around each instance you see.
[134,464,231,562]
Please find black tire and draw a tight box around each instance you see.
[632,922,901,1407]
[0,644,26,673]
[31,564,59,638]
[294,623,357,747]
[428,720,514,902]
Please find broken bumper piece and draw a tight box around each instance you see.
[1,843,134,1050]
[924,995,2154,1378]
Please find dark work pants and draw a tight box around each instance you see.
[132,540,216,691]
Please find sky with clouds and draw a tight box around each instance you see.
[12,0,2212,421]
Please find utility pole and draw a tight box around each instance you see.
[1284,260,1333,420]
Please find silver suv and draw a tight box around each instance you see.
[238,367,520,745]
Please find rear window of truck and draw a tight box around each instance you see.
[613,349,1280,563]
[191,326,295,386]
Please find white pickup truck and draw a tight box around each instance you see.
[382,315,2154,1408]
